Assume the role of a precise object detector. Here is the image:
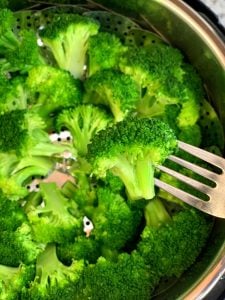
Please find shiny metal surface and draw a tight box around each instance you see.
[155,141,225,218]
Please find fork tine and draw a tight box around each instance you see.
[154,178,212,215]
[156,165,213,196]
[178,141,225,170]
[168,155,218,182]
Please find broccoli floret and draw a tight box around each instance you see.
[0,195,44,266]
[83,253,159,300]
[26,182,82,244]
[0,75,27,113]
[26,65,83,120]
[22,244,84,300]
[87,32,127,76]
[1,29,45,74]
[0,109,73,159]
[0,263,35,300]
[84,69,140,122]
[56,104,112,156]
[99,170,125,194]
[57,235,100,265]
[138,198,213,278]
[40,14,99,79]
[90,188,142,253]
[88,117,177,200]
[178,124,202,146]
[0,0,8,9]
[119,44,183,88]
[0,9,18,51]
[0,223,44,266]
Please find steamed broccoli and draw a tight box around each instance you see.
[90,188,142,254]
[57,235,100,265]
[0,192,43,266]
[87,32,127,76]
[1,29,45,74]
[22,244,84,300]
[138,198,213,278]
[26,182,82,244]
[84,69,140,122]
[26,65,83,120]
[88,117,177,200]
[40,14,99,79]
[0,75,27,113]
[83,252,159,300]
[56,104,112,156]
[0,263,35,300]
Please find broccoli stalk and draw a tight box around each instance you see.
[40,14,99,79]
[23,244,84,299]
[26,182,82,243]
[88,117,177,200]
[0,264,35,300]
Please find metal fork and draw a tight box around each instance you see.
[154,141,225,218]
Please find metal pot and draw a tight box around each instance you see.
[89,0,225,299]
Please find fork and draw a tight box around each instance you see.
[154,141,225,218]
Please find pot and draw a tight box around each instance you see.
[87,0,225,299]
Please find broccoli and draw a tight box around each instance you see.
[83,253,159,300]
[87,32,127,76]
[56,104,112,156]
[0,8,18,51]
[99,170,125,194]
[0,109,73,158]
[138,198,213,277]
[84,69,140,122]
[119,44,184,89]
[0,75,27,113]
[22,244,84,300]
[90,188,142,254]
[26,65,83,120]
[40,14,99,79]
[0,263,35,300]
[26,182,82,244]
[88,117,177,200]
[0,193,43,266]
[57,235,100,265]
[1,29,45,74]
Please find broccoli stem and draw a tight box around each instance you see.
[38,182,70,217]
[144,198,171,228]
[0,264,19,280]
[111,156,155,200]
[36,244,61,284]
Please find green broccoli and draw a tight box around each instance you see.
[99,170,125,194]
[84,69,140,122]
[90,188,142,254]
[26,65,83,120]
[119,44,183,89]
[0,8,18,51]
[57,235,100,265]
[138,198,213,277]
[0,75,27,113]
[0,263,35,300]
[26,182,82,244]
[87,32,127,76]
[56,104,112,156]
[0,109,73,158]
[88,117,177,200]
[1,29,46,74]
[22,244,84,300]
[83,252,159,300]
[40,14,99,79]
